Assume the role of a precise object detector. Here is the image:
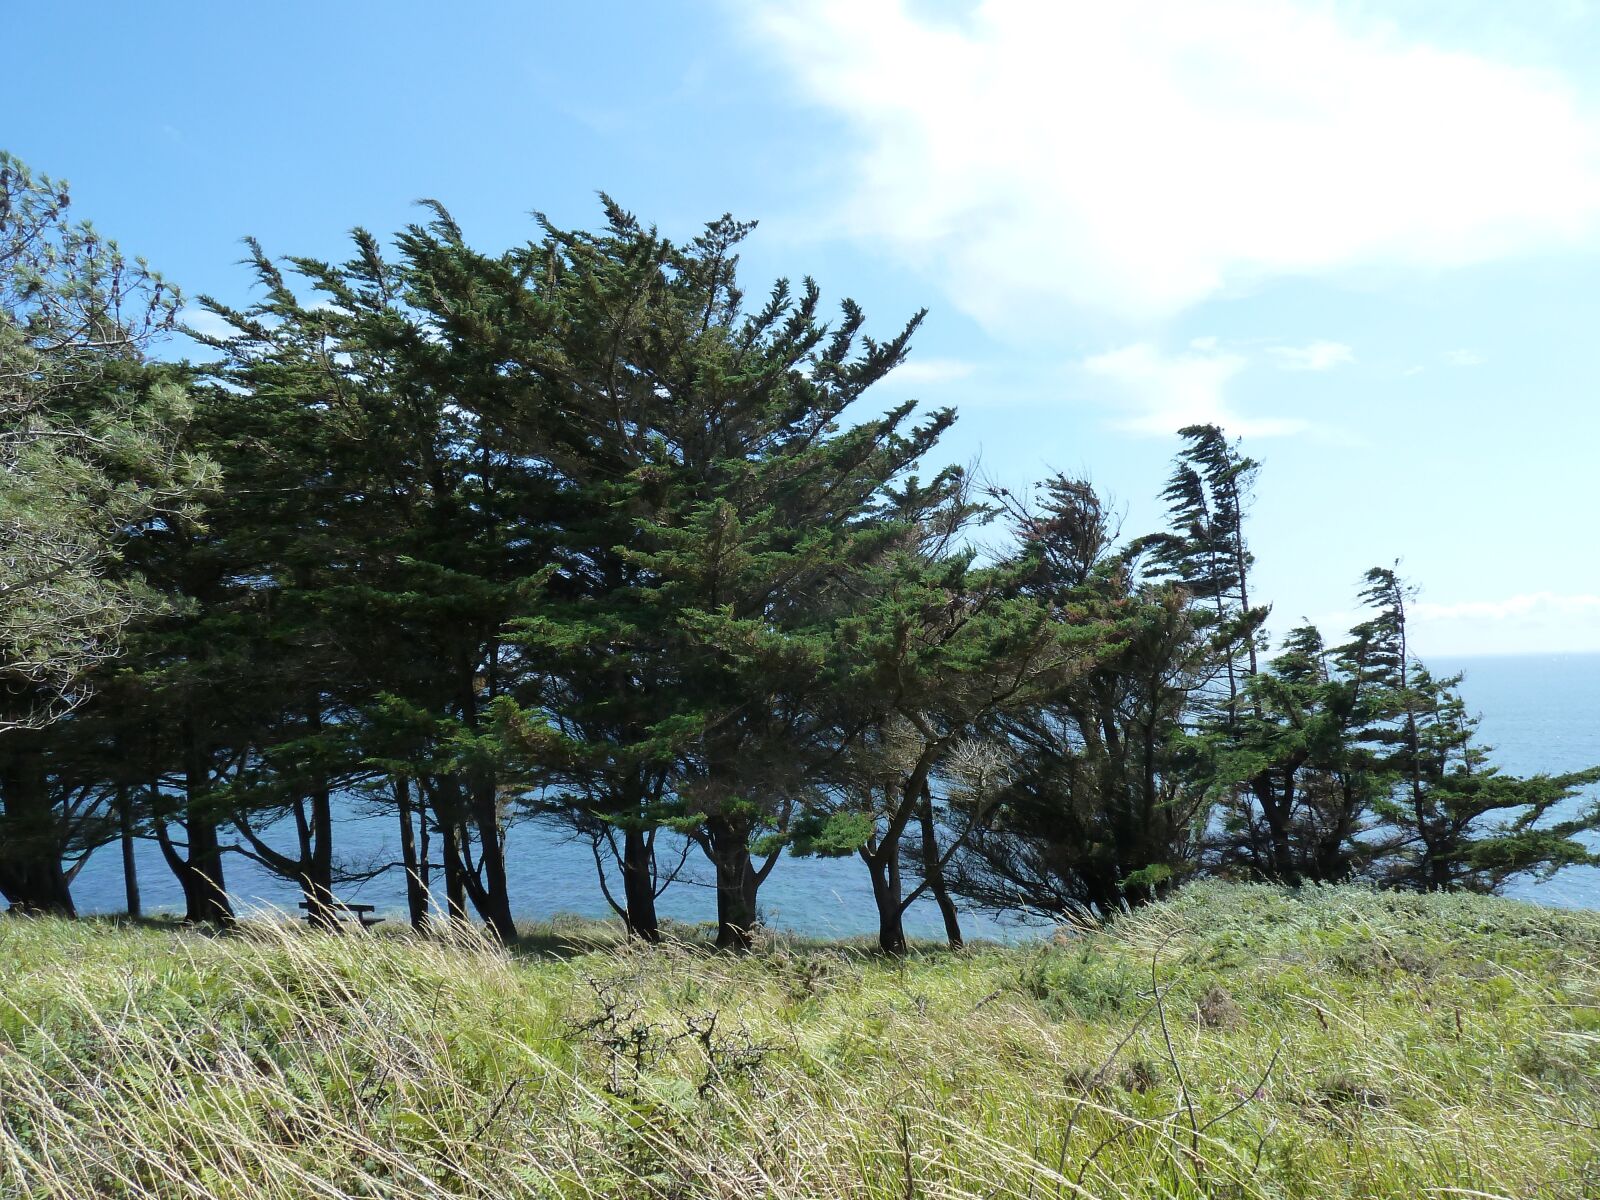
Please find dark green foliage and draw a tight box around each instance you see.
[1204,621,1389,883]
[3,157,1593,941]
[0,153,211,914]
[1140,423,1268,716]
[780,465,1114,952]
[1352,568,1600,891]
[1204,565,1600,890]
[945,476,1213,916]
[168,197,962,947]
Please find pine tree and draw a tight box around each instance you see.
[1207,622,1387,883]
[1351,567,1600,891]
[794,478,1097,953]
[944,476,1214,917]
[1142,424,1266,719]
[0,153,211,914]
[570,212,958,949]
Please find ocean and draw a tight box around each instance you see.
[1434,653,1600,909]
[69,653,1600,935]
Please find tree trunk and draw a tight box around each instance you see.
[0,857,76,917]
[1427,843,1453,891]
[620,826,661,942]
[163,814,234,926]
[860,772,932,956]
[862,844,906,956]
[1085,869,1125,917]
[1253,773,1298,885]
[431,772,515,940]
[395,777,428,930]
[714,854,759,952]
[0,734,76,916]
[702,814,760,951]
[298,784,339,930]
[168,733,234,927]
[428,778,470,924]
[295,709,340,929]
[449,674,516,942]
[918,785,963,949]
[437,815,469,923]
[185,821,233,925]
[468,776,517,943]
[118,785,141,919]
[417,796,431,919]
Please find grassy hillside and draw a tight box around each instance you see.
[2,884,1598,1199]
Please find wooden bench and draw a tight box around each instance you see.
[298,900,385,929]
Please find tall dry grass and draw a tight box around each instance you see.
[3,883,1598,1198]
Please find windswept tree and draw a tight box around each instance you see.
[795,479,1099,953]
[1352,567,1600,891]
[1138,424,1347,884]
[1141,424,1267,721]
[0,153,210,914]
[515,209,960,949]
[944,476,1215,917]
[487,209,938,944]
[1205,621,1388,883]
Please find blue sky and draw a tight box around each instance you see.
[11,1,1600,656]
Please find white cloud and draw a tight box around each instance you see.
[1300,592,1600,655]
[1268,340,1354,371]
[1442,348,1487,366]
[1084,340,1306,437]
[1409,592,1600,655]
[1413,592,1600,623]
[750,0,1600,328]
[179,307,241,341]
[888,357,979,385]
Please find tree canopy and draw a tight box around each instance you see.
[3,151,1595,941]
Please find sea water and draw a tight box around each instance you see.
[68,653,1600,934]
[1434,653,1600,909]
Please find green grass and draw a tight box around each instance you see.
[3,883,1599,1198]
